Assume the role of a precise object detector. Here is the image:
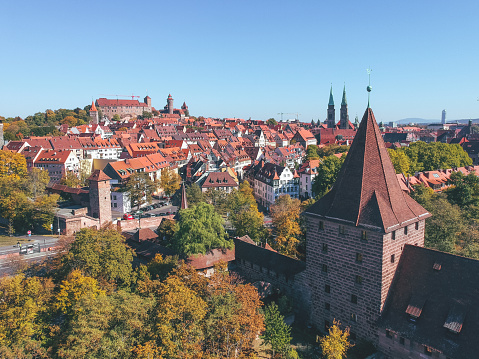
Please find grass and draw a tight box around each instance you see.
[0,235,31,247]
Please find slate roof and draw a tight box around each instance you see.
[304,107,430,233]
[379,245,479,358]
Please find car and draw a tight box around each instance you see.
[165,211,172,215]
[123,213,134,220]
[159,212,167,216]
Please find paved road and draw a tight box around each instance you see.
[0,250,55,276]
[0,235,59,256]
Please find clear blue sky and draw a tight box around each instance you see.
[1,0,478,123]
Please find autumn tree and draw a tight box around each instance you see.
[305,145,320,160]
[126,171,157,211]
[312,154,345,198]
[62,228,134,287]
[204,188,228,216]
[262,302,292,358]
[270,195,303,258]
[0,150,27,179]
[25,168,50,199]
[227,181,268,243]
[160,167,181,197]
[60,171,81,188]
[173,202,233,256]
[387,148,411,175]
[266,118,278,126]
[319,320,352,359]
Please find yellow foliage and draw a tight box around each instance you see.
[319,319,353,359]
[54,270,105,314]
[0,150,27,179]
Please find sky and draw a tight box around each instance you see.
[1,0,478,123]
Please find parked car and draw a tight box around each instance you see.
[123,213,134,220]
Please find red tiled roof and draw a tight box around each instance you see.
[88,169,111,182]
[96,98,148,108]
[305,107,430,232]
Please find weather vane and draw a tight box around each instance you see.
[367,67,372,107]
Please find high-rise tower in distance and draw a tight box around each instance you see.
[442,109,446,124]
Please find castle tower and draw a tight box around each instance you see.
[303,107,430,342]
[167,94,174,114]
[326,85,335,128]
[181,101,189,116]
[144,95,152,109]
[339,85,349,129]
[88,170,112,227]
[89,100,99,124]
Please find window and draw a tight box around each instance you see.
[355,275,363,284]
[322,264,328,273]
[322,243,328,252]
[415,221,419,230]
[351,294,358,304]
[325,302,330,311]
[325,284,330,293]
[339,225,345,234]
[404,226,408,235]
[318,221,324,230]
[361,230,367,240]
[392,230,396,240]
[391,254,395,263]
[356,253,363,263]
[351,313,357,322]
[386,330,393,339]
[399,337,405,345]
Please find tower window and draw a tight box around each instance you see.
[399,337,405,345]
[361,230,367,240]
[325,284,330,293]
[351,294,358,304]
[404,226,408,235]
[356,253,363,263]
[325,302,330,311]
[351,313,357,322]
[318,221,324,230]
[355,275,363,284]
[415,222,419,230]
[339,225,345,234]
[325,320,330,331]
[391,254,395,263]
[322,243,328,252]
[322,264,328,273]
[392,230,396,240]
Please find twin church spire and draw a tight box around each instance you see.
[327,84,349,129]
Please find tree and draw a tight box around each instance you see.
[62,228,135,287]
[186,183,205,206]
[305,145,320,160]
[146,254,179,281]
[141,111,153,119]
[446,171,479,208]
[60,116,78,127]
[60,171,81,188]
[262,302,292,358]
[312,154,345,198]
[26,168,50,199]
[155,275,207,358]
[266,118,278,126]
[387,148,411,175]
[0,150,27,179]
[404,141,472,172]
[319,320,352,359]
[204,188,228,215]
[157,218,178,245]
[270,195,303,258]
[173,202,233,256]
[227,181,267,243]
[160,167,181,197]
[112,114,121,121]
[126,172,157,211]
[79,159,92,186]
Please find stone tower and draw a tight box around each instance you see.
[89,100,99,124]
[167,94,174,114]
[144,95,152,108]
[339,85,349,129]
[88,170,112,227]
[326,85,335,128]
[303,107,430,343]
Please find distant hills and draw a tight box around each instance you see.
[396,118,479,125]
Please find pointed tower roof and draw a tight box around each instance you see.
[90,100,97,112]
[328,85,334,106]
[180,182,188,210]
[273,169,280,180]
[341,84,347,106]
[88,169,110,182]
[305,107,430,232]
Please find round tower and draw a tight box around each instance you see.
[167,94,174,114]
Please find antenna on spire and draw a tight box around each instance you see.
[367,67,373,108]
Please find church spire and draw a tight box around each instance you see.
[341,84,347,106]
[328,84,334,106]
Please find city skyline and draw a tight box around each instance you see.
[1,0,478,123]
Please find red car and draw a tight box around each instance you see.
[123,213,134,220]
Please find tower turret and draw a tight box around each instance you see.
[89,100,99,124]
[327,85,335,128]
[339,84,349,129]
[167,94,174,114]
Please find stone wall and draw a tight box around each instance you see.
[116,215,173,232]
[304,214,426,344]
[378,328,446,359]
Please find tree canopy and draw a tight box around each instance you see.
[125,172,156,210]
[160,167,181,197]
[312,154,345,198]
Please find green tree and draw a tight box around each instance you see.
[266,118,278,126]
[312,154,345,198]
[185,183,205,206]
[305,145,320,160]
[404,141,472,172]
[25,168,50,199]
[160,167,181,197]
[227,181,267,243]
[446,171,479,208]
[60,171,81,188]
[157,218,178,245]
[262,302,292,358]
[204,188,228,215]
[141,111,153,119]
[173,202,233,256]
[62,228,134,287]
[387,148,411,175]
[319,319,352,359]
[126,172,157,211]
[112,114,121,121]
